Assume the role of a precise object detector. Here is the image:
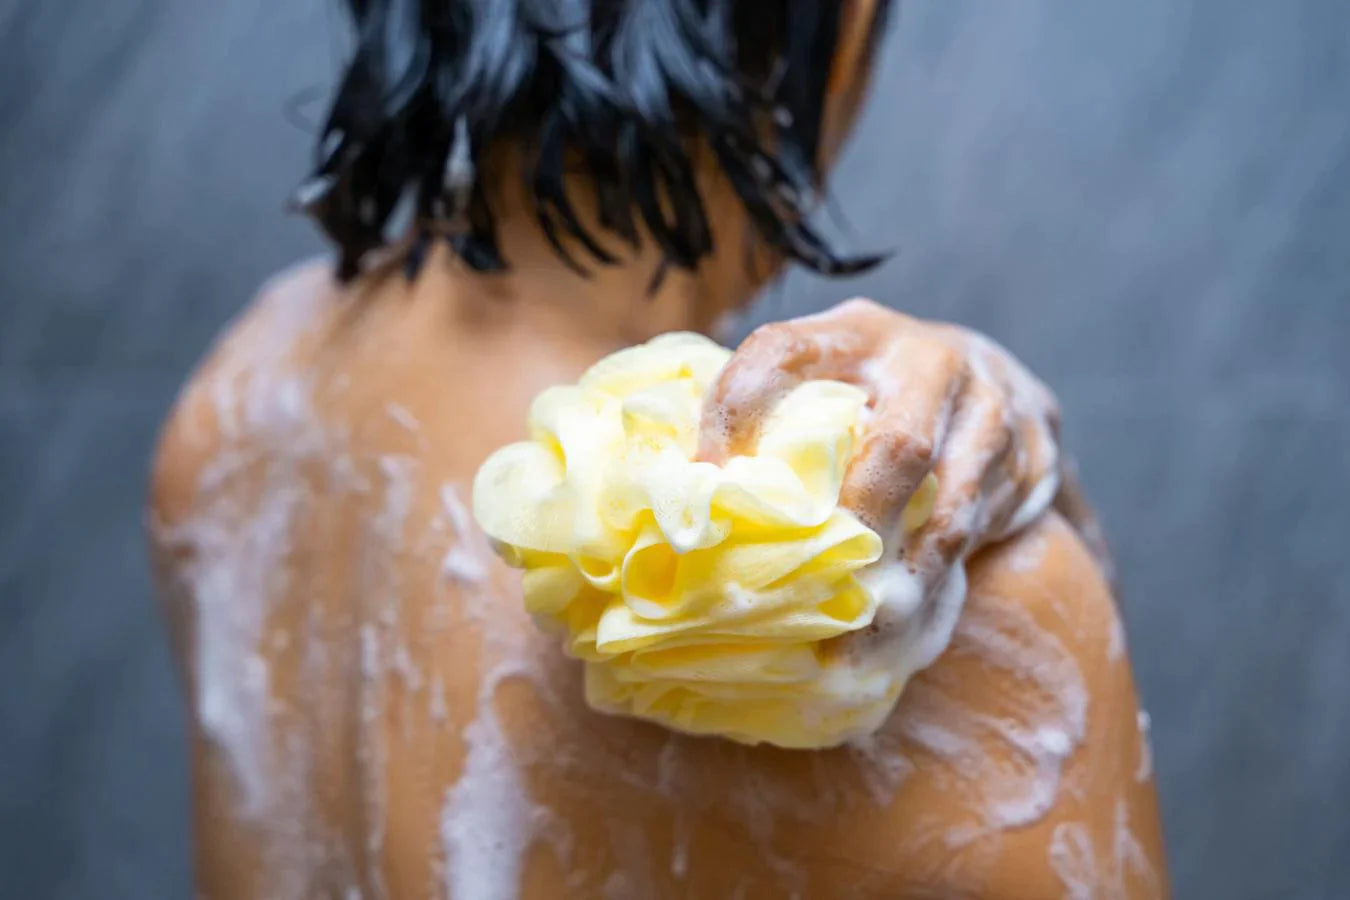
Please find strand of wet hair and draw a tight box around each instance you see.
[293,0,889,282]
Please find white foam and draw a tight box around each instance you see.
[1003,467,1061,537]
[441,483,489,586]
[353,455,422,894]
[1005,528,1049,573]
[885,592,1089,838]
[153,262,354,891]
[1113,798,1159,894]
[1049,822,1097,900]
[1107,615,1126,662]
[357,622,388,897]
[1051,799,1159,899]
[385,402,422,433]
[167,372,325,819]
[441,663,537,900]
[375,455,418,552]
[669,830,688,880]
[723,768,809,892]
[391,641,423,691]
[438,480,557,900]
[847,732,915,805]
[1134,710,1153,783]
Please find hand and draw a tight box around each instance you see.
[698,299,1066,584]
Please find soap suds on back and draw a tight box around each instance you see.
[356,454,421,897]
[374,455,418,552]
[152,261,364,895]
[438,480,563,900]
[386,402,422,433]
[166,357,327,818]
[847,731,915,805]
[441,662,538,900]
[441,483,488,586]
[357,622,388,894]
[169,439,304,822]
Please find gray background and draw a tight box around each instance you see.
[2,1,1347,897]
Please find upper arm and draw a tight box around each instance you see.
[868,512,1165,897]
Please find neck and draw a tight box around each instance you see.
[397,171,775,352]
[485,217,735,344]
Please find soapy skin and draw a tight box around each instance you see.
[146,0,1166,890]
[472,324,1065,749]
[702,299,1064,561]
[474,334,899,746]
[149,256,1166,898]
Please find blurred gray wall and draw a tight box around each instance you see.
[2,1,1348,897]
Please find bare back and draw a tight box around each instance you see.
[150,261,1165,898]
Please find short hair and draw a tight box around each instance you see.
[295,0,892,281]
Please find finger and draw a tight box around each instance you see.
[901,376,1015,576]
[838,334,966,535]
[907,374,1062,582]
[697,298,894,462]
[964,327,1062,445]
[997,396,1061,536]
[975,338,1062,540]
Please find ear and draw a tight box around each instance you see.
[820,0,888,169]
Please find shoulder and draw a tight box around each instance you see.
[879,513,1165,897]
[148,257,341,528]
[487,515,1165,897]
[146,256,350,666]
[967,512,1119,644]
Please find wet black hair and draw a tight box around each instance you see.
[295,0,892,281]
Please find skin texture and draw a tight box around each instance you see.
[148,2,1165,893]
[150,253,1165,898]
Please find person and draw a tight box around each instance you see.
[148,1,1166,896]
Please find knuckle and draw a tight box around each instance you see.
[939,527,970,559]
[743,321,802,360]
[745,319,788,348]
[923,517,969,562]
[910,435,935,465]
[985,416,1014,460]
[932,343,966,379]
[748,319,791,342]
[837,296,884,316]
[875,428,933,467]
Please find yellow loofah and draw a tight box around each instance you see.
[474,333,914,747]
